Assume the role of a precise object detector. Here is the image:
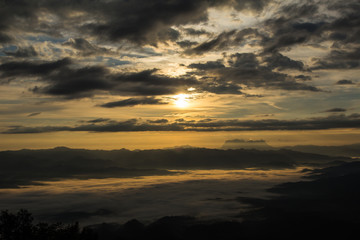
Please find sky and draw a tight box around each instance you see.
[1,0,360,150]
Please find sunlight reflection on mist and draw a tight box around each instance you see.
[0,168,308,225]
[2,168,306,194]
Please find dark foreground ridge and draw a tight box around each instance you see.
[1,161,359,240]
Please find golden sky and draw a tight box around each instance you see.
[0,0,360,149]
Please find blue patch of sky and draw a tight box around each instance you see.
[106,58,131,66]
[0,100,23,104]
[142,47,162,56]
[120,53,147,58]
[95,56,131,66]
[26,35,67,44]
[1,45,17,55]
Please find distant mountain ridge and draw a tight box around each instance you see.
[221,139,360,158]
[281,143,360,158]
[222,139,273,150]
[0,146,350,188]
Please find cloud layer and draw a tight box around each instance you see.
[3,114,360,134]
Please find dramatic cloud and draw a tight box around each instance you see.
[260,2,323,53]
[258,0,360,57]
[263,52,306,71]
[1,0,360,233]
[79,0,270,45]
[0,0,360,143]
[323,108,347,113]
[189,53,319,92]
[335,79,354,85]
[312,48,360,70]
[0,58,72,80]
[147,119,169,124]
[184,28,261,55]
[182,28,211,36]
[0,0,272,48]
[0,32,12,43]
[0,59,199,98]
[100,97,168,108]
[62,38,110,56]
[3,46,38,58]
[27,112,41,117]
[176,40,198,48]
[4,114,360,134]
[84,118,111,123]
[188,60,225,70]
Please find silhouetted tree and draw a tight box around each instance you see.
[0,209,97,240]
[0,209,34,240]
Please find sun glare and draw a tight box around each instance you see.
[174,94,189,108]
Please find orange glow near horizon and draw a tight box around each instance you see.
[1,129,360,151]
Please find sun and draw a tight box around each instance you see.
[174,94,189,108]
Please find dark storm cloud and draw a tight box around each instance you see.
[80,0,209,44]
[85,118,111,123]
[100,97,168,108]
[312,48,360,70]
[3,114,360,134]
[0,58,71,79]
[176,40,198,48]
[27,112,41,117]
[0,0,270,47]
[0,59,199,98]
[261,3,323,53]
[79,0,270,45]
[322,108,347,113]
[263,52,306,71]
[147,119,169,124]
[232,0,270,12]
[3,46,38,58]
[35,67,197,98]
[157,28,181,43]
[0,52,318,98]
[62,38,110,56]
[263,22,324,53]
[1,0,360,99]
[2,55,308,98]
[198,78,244,95]
[185,28,261,55]
[259,0,360,71]
[189,53,319,92]
[335,79,354,85]
[32,65,113,98]
[188,60,225,70]
[111,69,199,96]
[0,32,12,43]
[174,114,360,131]
[1,119,181,134]
[326,2,360,45]
[183,28,211,36]
[295,75,312,81]
[0,0,358,53]
[176,0,360,63]
[184,1,357,55]
[185,30,236,54]
[318,1,360,68]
